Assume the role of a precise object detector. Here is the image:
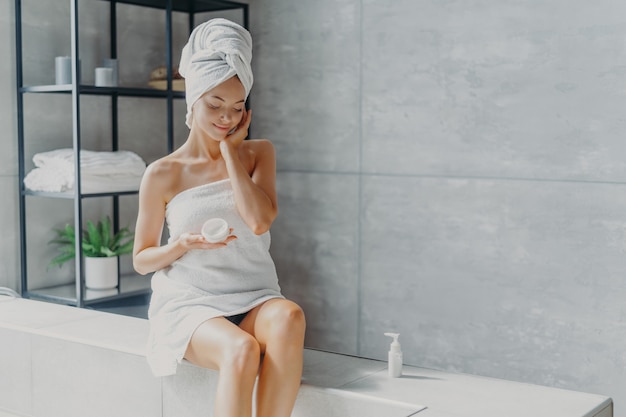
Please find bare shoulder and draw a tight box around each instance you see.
[140,155,184,200]
[239,139,276,178]
[241,138,275,158]
[144,155,181,181]
[244,138,274,150]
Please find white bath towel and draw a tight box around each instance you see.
[178,18,253,128]
[147,179,283,377]
[24,149,146,193]
[32,148,146,176]
[23,167,70,193]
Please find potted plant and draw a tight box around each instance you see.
[49,216,134,290]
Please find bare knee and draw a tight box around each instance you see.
[221,334,261,375]
[268,301,306,341]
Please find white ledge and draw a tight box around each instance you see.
[0,296,613,417]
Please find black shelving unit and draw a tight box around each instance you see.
[15,0,248,308]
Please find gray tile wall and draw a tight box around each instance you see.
[251,0,626,410]
[272,172,360,353]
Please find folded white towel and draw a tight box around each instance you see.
[81,173,143,193]
[24,149,146,193]
[24,167,71,193]
[24,168,143,193]
[178,18,253,128]
[33,148,146,177]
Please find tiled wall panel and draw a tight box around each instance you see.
[361,0,626,182]
[271,172,360,354]
[251,0,361,173]
[359,175,626,397]
[252,0,626,408]
[0,177,19,290]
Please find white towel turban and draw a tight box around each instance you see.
[179,18,253,128]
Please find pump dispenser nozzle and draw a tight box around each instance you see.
[384,332,400,347]
[384,332,403,378]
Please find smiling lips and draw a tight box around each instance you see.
[213,123,232,131]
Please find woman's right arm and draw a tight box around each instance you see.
[132,162,206,275]
[132,163,185,275]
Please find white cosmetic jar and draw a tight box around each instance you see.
[201,218,229,243]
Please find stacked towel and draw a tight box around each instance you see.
[179,18,253,128]
[24,148,146,193]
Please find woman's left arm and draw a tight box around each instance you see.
[220,110,278,234]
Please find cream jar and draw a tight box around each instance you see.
[201,218,229,243]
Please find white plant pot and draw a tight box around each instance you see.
[84,256,119,290]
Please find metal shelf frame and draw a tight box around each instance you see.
[15,0,248,307]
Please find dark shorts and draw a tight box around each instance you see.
[224,311,249,326]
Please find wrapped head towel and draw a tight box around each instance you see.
[179,18,253,128]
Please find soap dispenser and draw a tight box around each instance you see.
[384,332,403,378]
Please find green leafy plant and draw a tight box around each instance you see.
[49,216,134,267]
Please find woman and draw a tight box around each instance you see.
[133,18,305,417]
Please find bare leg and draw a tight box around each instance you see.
[185,318,261,417]
[241,299,306,417]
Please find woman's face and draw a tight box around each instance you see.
[192,76,246,140]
